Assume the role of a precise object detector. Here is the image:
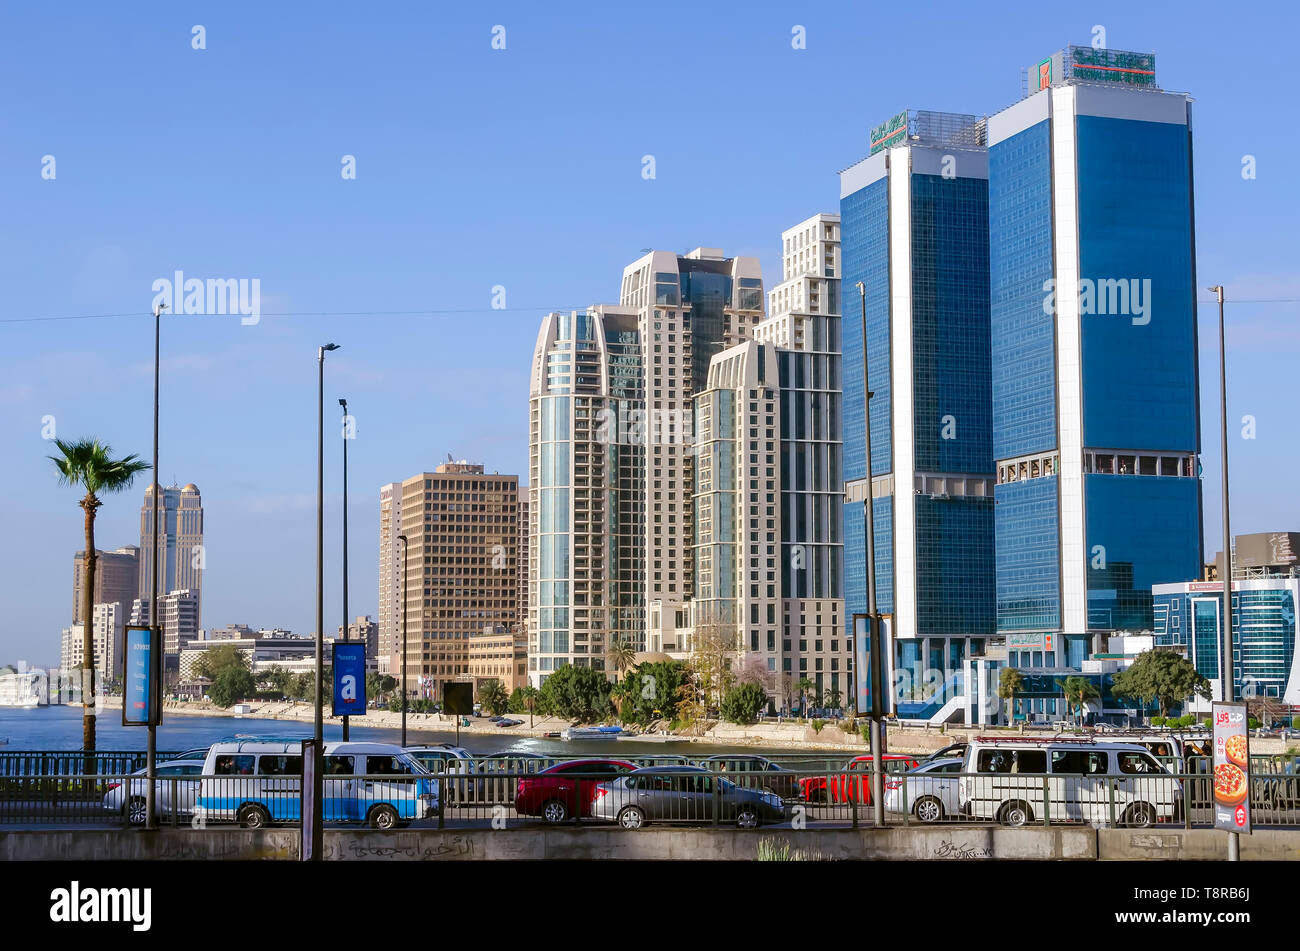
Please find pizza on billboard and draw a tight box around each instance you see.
[1213,762,1248,806]
[1224,733,1248,769]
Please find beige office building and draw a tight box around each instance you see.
[72,546,139,626]
[381,462,518,700]
[468,625,528,692]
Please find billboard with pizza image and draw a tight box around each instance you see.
[1212,701,1252,834]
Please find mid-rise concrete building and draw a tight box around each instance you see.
[337,615,379,670]
[468,624,528,692]
[129,589,199,657]
[60,601,127,682]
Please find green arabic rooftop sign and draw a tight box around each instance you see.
[869,110,909,154]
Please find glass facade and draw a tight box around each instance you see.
[1153,581,1300,701]
[994,476,1061,631]
[840,179,891,481]
[989,120,1056,461]
[916,496,996,635]
[910,174,993,476]
[1076,116,1198,452]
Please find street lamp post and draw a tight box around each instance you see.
[857,281,886,828]
[1210,284,1239,863]
[146,301,166,830]
[339,397,350,742]
[398,534,409,747]
[315,344,339,754]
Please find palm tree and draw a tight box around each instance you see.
[605,639,637,683]
[795,677,815,719]
[50,438,149,771]
[1056,676,1101,729]
[998,668,1025,727]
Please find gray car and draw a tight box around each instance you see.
[882,757,963,823]
[590,766,786,829]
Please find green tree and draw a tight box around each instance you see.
[507,685,541,726]
[261,665,294,697]
[1056,676,1101,728]
[721,681,768,725]
[613,660,688,725]
[794,677,815,717]
[366,672,396,704]
[50,437,149,770]
[192,644,249,680]
[208,666,256,707]
[537,665,612,722]
[478,679,509,716]
[998,668,1025,725]
[1109,650,1211,719]
[605,639,638,683]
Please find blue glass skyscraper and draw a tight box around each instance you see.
[840,111,995,714]
[988,48,1203,654]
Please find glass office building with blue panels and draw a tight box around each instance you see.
[988,73,1203,643]
[840,113,996,714]
[1152,578,1300,706]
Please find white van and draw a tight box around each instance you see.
[196,739,439,830]
[958,738,1181,828]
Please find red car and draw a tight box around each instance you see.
[514,759,637,823]
[798,755,921,804]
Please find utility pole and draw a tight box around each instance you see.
[858,281,886,828]
[1210,285,1239,863]
[339,397,350,741]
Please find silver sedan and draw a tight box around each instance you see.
[883,757,964,823]
[102,759,207,825]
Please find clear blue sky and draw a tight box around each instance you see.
[3,2,1297,665]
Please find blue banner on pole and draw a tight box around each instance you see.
[332,642,366,716]
[122,625,158,726]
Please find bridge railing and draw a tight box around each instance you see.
[1,764,1293,831]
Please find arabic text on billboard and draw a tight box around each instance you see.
[1211,701,1252,834]
[869,111,908,154]
[1069,47,1156,86]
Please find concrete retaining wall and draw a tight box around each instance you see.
[2,825,1094,861]
[8,825,1298,861]
[1097,828,1300,861]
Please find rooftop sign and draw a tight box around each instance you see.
[1029,46,1158,95]
[869,110,909,154]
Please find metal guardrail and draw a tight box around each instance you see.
[0,750,189,778]
[3,764,1297,831]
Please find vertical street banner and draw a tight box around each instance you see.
[301,738,322,862]
[121,624,159,726]
[1212,701,1252,834]
[331,642,367,716]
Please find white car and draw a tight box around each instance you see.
[883,758,963,823]
[103,759,206,825]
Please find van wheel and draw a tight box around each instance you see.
[914,796,945,823]
[237,804,271,829]
[735,807,760,829]
[125,797,147,826]
[1122,802,1155,828]
[541,799,569,824]
[618,806,646,830]
[999,801,1033,827]
[368,804,400,830]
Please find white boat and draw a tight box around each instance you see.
[0,671,43,708]
[560,725,629,741]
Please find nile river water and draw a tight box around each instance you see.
[0,704,847,763]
